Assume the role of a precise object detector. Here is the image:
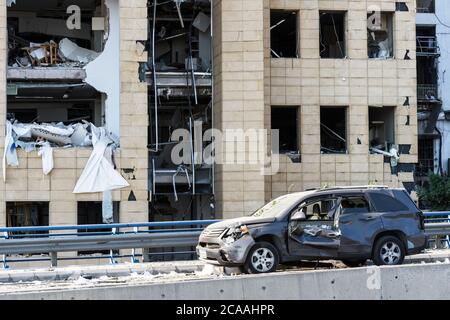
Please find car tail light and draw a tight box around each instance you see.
[417,211,425,230]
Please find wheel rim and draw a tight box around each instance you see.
[380,241,401,265]
[251,248,275,272]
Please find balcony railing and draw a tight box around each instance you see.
[418,84,439,102]
[417,36,440,56]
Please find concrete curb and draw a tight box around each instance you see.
[1,262,450,300]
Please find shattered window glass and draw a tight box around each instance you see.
[299,198,339,221]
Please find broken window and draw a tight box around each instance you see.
[369,106,395,152]
[298,198,339,221]
[148,0,214,229]
[321,107,347,154]
[417,26,440,106]
[270,10,299,58]
[417,0,435,13]
[319,11,346,59]
[416,137,435,177]
[77,201,120,255]
[367,12,394,59]
[6,0,115,153]
[7,0,105,69]
[271,106,300,155]
[6,202,49,234]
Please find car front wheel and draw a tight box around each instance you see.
[373,235,405,266]
[244,242,279,274]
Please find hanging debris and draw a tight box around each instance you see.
[73,126,129,194]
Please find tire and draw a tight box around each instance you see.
[244,241,280,274]
[372,235,405,266]
[342,259,367,268]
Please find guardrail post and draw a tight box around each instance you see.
[109,228,117,265]
[50,252,58,268]
[2,232,9,269]
[131,227,139,264]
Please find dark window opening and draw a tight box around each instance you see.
[320,11,346,58]
[417,0,435,13]
[367,12,394,59]
[321,107,347,154]
[77,201,120,255]
[417,27,439,103]
[270,10,298,58]
[271,107,299,154]
[369,193,409,212]
[416,137,435,177]
[341,197,370,214]
[6,202,49,235]
[369,106,395,152]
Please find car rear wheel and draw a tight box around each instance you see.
[373,236,405,266]
[244,242,279,274]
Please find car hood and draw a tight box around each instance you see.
[207,216,276,230]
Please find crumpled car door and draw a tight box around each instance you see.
[288,198,342,259]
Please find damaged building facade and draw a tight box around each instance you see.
[415,0,450,186]
[1,0,148,242]
[0,0,422,262]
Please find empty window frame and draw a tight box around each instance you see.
[270,10,299,58]
[6,202,49,235]
[417,0,435,13]
[416,137,435,176]
[320,11,346,58]
[369,106,395,152]
[367,12,394,59]
[77,201,120,255]
[321,107,347,154]
[271,106,299,154]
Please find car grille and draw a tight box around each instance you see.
[202,227,226,238]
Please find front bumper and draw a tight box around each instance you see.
[196,234,255,267]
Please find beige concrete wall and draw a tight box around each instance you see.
[0,0,149,228]
[265,0,417,199]
[213,0,267,219]
[215,0,418,218]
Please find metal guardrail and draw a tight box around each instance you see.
[0,220,219,269]
[0,213,449,269]
[424,212,450,248]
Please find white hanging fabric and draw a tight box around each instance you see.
[73,127,129,193]
[38,142,54,175]
[3,121,19,182]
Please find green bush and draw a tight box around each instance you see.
[417,173,450,211]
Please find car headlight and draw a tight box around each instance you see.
[222,225,249,244]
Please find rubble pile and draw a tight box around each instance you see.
[9,37,100,68]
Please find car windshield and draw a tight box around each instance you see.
[251,193,308,218]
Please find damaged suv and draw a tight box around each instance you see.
[197,186,427,273]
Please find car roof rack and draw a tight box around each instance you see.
[319,185,389,191]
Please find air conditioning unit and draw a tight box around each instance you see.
[369,14,389,32]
